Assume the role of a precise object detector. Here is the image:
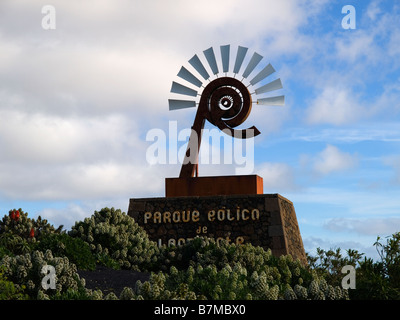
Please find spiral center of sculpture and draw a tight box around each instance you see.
[219,96,234,110]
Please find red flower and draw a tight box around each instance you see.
[9,211,15,220]
[15,210,20,221]
[29,228,35,238]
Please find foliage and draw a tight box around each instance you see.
[33,233,96,271]
[0,250,87,299]
[354,233,400,299]
[49,287,98,300]
[0,265,28,300]
[1,207,399,300]
[374,233,400,292]
[306,247,364,286]
[0,209,63,240]
[0,234,30,258]
[307,232,400,300]
[0,209,63,257]
[133,264,348,300]
[69,207,160,271]
[134,237,348,300]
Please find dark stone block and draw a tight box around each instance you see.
[128,193,307,265]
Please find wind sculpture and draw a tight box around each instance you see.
[168,45,284,178]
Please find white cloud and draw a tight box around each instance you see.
[0,0,322,118]
[324,217,400,236]
[335,1,400,66]
[256,162,297,191]
[287,186,400,217]
[284,124,400,144]
[0,108,178,201]
[335,31,378,64]
[302,236,378,259]
[366,0,383,21]
[312,144,358,175]
[0,109,144,164]
[39,203,90,230]
[0,160,176,201]
[0,0,319,205]
[305,86,365,125]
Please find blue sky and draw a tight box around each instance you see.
[0,0,399,259]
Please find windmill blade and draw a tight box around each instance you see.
[220,45,230,73]
[250,63,275,86]
[189,54,210,80]
[171,81,198,97]
[168,99,196,111]
[257,95,285,106]
[242,52,263,78]
[254,78,282,95]
[233,46,248,74]
[203,47,219,75]
[177,66,203,88]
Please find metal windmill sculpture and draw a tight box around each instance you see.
[169,45,284,178]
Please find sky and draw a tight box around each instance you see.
[0,0,399,259]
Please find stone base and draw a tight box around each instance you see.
[165,175,263,197]
[128,193,307,265]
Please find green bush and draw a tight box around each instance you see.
[1,206,398,300]
[0,209,64,258]
[374,232,400,296]
[157,236,274,271]
[0,266,28,300]
[0,250,86,299]
[307,232,400,300]
[33,233,96,271]
[134,237,348,300]
[0,209,63,241]
[69,207,160,271]
[0,234,30,257]
[352,233,400,299]
[134,262,348,300]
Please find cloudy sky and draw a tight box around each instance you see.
[1,0,399,259]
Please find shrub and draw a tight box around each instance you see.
[134,237,348,300]
[0,209,64,258]
[2,206,397,300]
[133,261,348,300]
[33,233,96,271]
[306,232,400,300]
[0,234,30,257]
[353,232,400,299]
[374,232,400,295]
[0,209,63,241]
[157,236,274,272]
[0,250,86,299]
[69,207,160,271]
[0,266,28,300]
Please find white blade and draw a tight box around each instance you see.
[250,63,275,86]
[189,54,210,80]
[170,82,198,97]
[177,66,203,88]
[168,99,196,110]
[254,78,282,95]
[203,47,219,75]
[233,46,248,74]
[220,44,230,73]
[257,95,285,106]
[242,52,263,78]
